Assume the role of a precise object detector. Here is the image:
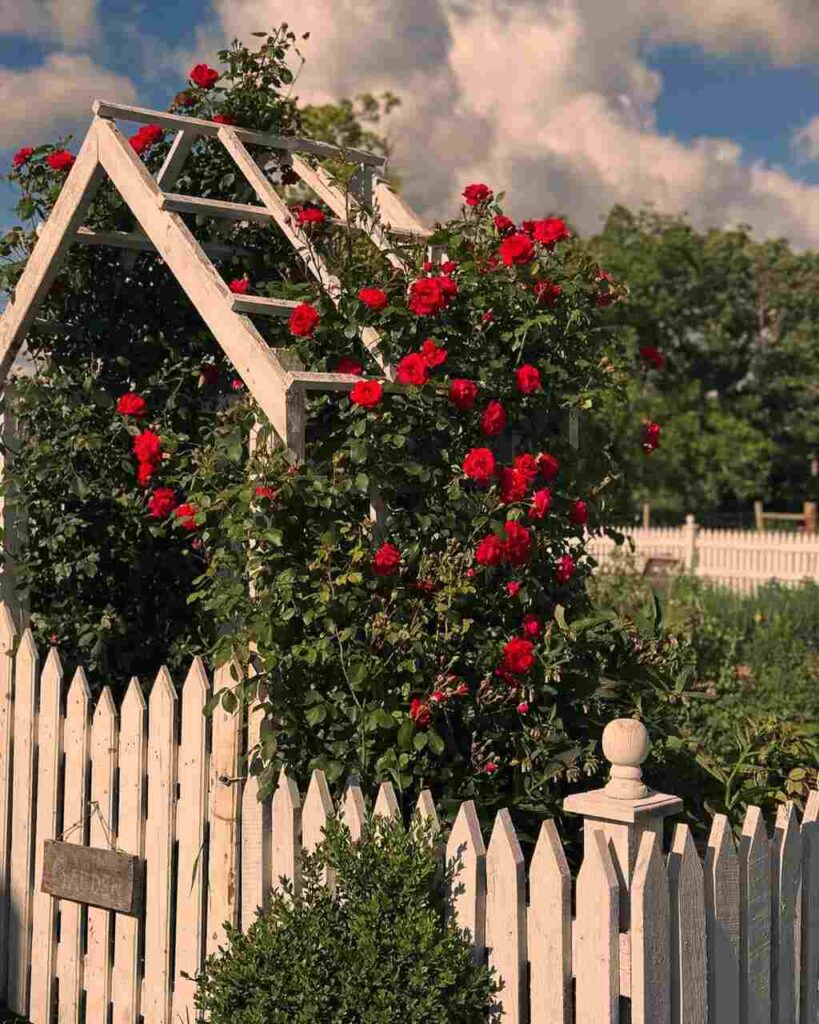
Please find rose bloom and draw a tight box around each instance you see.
[642,420,661,453]
[534,280,562,306]
[449,378,478,411]
[499,233,535,266]
[538,452,559,480]
[517,701,530,714]
[136,462,155,487]
[130,124,163,154]
[639,345,665,371]
[514,453,539,481]
[46,150,74,172]
[129,133,150,156]
[335,357,363,376]
[455,681,470,696]
[296,206,326,226]
[231,378,244,391]
[410,698,431,727]
[254,485,277,500]
[174,503,199,531]
[498,467,528,504]
[147,488,177,519]
[529,488,552,520]
[440,261,458,276]
[503,520,533,566]
[419,338,447,367]
[408,277,447,315]
[520,219,537,235]
[189,63,219,88]
[463,447,496,484]
[397,352,430,386]
[229,277,250,294]
[350,380,383,408]
[12,147,34,169]
[493,214,515,233]
[483,761,499,774]
[515,364,542,395]
[475,533,505,567]
[213,113,236,125]
[373,542,401,576]
[522,614,543,638]
[463,182,493,206]
[501,636,535,674]
[133,429,161,466]
[555,554,576,585]
[506,581,522,597]
[289,303,320,338]
[438,275,458,302]
[481,401,507,437]
[570,499,588,526]
[358,287,388,311]
[116,393,147,418]
[532,217,570,246]
[482,310,494,324]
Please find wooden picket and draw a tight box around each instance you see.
[0,606,15,1004]
[485,810,527,1024]
[739,806,771,1024]
[667,824,706,1024]
[705,814,741,1024]
[528,820,571,1024]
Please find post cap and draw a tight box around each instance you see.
[602,718,649,800]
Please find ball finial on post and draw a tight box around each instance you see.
[602,718,650,800]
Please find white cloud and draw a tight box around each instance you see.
[0,0,99,47]
[205,0,819,247]
[792,115,819,164]
[0,53,136,150]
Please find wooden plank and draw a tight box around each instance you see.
[705,814,741,1024]
[340,776,366,843]
[667,824,706,1024]
[0,604,16,1002]
[445,800,486,960]
[206,663,241,955]
[772,802,802,1023]
[372,177,430,233]
[631,829,670,1024]
[0,120,105,385]
[27,646,60,1024]
[302,770,334,856]
[739,806,771,1024]
[95,117,293,449]
[75,225,247,258]
[287,370,369,391]
[270,348,306,463]
[485,809,526,1024]
[575,828,619,1024]
[92,100,386,165]
[158,191,274,224]
[413,790,439,833]
[230,294,300,317]
[143,668,177,1024]
[528,819,570,1024]
[270,769,301,894]
[111,679,147,1024]
[85,687,118,1024]
[155,130,196,190]
[172,658,208,1024]
[57,668,91,1024]
[240,699,271,927]
[42,843,140,915]
[373,781,400,820]
[801,790,819,1024]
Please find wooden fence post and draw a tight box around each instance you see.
[804,501,817,535]
[683,514,699,573]
[754,501,764,531]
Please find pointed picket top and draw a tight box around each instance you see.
[93,685,117,733]
[801,789,819,1024]
[446,800,486,958]
[150,664,177,709]
[705,814,741,1024]
[122,675,146,717]
[739,806,771,1024]
[373,781,400,821]
[575,828,619,1024]
[340,776,367,842]
[667,824,706,1024]
[303,769,334,856]
[631,830,670,1024]
[183,656,209,703]
[772,801,802,1024]
[0,600,16,646]
[486,809,526,1024]
[36,635,58,685]
[411,789,440,846]
[67,664,92,712]
[529,819,571,1024]
[271,767,302,893]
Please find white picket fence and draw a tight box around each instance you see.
[587,515,819,593]
[0,608,818,1023]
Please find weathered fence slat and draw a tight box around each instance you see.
[240,697,270,928]
[302,769,333,856]
[414,790,439,834]
[667,823,706,1024]
[0,604,16,1003]
[112,679,147,1024]
[705,813,741,1024]
[801,790,819,1024]
[340,776,367,842]
[631,829,670,1024]
[486,809,527,1024]
[446,800,486,961]
[575,827,619,1024]
[528,819,571,1024]
[771,802,802,1023]
[172,658,209,1024]
[373,780,400,820]
[270,768,301,894]
[85,688,118,1024]
[739,805,771,1024]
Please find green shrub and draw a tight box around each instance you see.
[195,815,499,1024]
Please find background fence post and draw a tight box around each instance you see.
[683,514,699,573]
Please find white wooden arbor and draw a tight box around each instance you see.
[0,100,432,462]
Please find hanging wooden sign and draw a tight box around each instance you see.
[41,840,144,916]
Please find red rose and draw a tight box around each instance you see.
[410,698,431,727]
[12,147,34,169]
[231,378,244,391]
[639,346,665,371]
[483,761,498,774]
[335,357,363,376]
[440,260,458,275]
[350,380,383,408]
[408,277,446,316]
[475,533,505,567]
[503,520,532,566]
[506,581,522,597]
[174,503,199,531]
[642,421,661,453]
[136,462,155,487]
[515,364,542,395]
[538,453,559,480]
[294,205,326,227]
[463,447,496,485]
[569,499,588,526]
[555,554,575,585]
[422,260,434,272]
[493,214,515,233]
[430,689,447,704]
[514,453,539,481]
[520,219,537,235]
[534,281,562,306]
[501,637,535,674]
[373,542,401,576]
[133,429,161,466]
[213,113,236,125]
[419,338,447,367]
[532,217,570,246]
[529,488,551,520]
[117,393,148,418]
[499,233,534,266]
[481,401,507,437]
[522,614,542,638]
[254,485,277,500]
[482,310,494,324]
[189,63,219,88]
[463,182,493,206]
[438,275,458,302]
[449,379,478,410]
[201,365,219,386]
[289,303,320,338]
[498,467,528,504]
[517,701,530,714]
[455,681,470,696]
[129,133,149,155]
[147,488,178,519]
[397,353,430,386]
[358,287,388,311]
[229,277,250,294]
[139,124,163,146]
[46,150,74,172]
